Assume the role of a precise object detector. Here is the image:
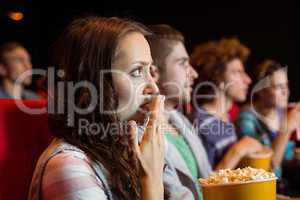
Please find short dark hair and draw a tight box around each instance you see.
[147,24,184,71]
[0,42,24,64]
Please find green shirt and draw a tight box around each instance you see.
[165,133,203,199]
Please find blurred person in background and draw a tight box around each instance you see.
[148,24,212,200]
[0,42,39,99]
[236,59,300,176]
[190,38,264,170]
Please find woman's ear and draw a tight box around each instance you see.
[0,64,7,76]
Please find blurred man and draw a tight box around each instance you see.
[148,24,211,200]
[190,38,263,169]
[0,42,38,99]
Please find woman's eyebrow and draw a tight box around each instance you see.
[131,60,153,66]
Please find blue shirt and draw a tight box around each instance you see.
[193,107,237,167]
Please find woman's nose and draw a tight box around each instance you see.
[143,75,159,95]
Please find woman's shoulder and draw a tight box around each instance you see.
[42,138,105,178]
[37,138,91,167]
[41,143,109,199]
[44,150,93,172]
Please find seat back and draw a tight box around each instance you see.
[0,99,53,200]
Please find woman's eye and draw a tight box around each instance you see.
[130,67,143,77]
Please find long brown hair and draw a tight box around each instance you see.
[48,16,149,199]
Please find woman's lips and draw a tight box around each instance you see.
[140,101,151,113]
[129,101,151,125]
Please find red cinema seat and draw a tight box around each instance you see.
[228,103,241,123]
[0,99,53,200]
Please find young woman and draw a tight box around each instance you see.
[29,16,166,200]
[236,60,300,176]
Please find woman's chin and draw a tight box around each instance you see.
[127,112,145,125]
[128,106,151,125]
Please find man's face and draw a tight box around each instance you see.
[1,47,32,85]
[159,42,198,106]
[223,58,251,102]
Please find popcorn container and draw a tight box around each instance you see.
[238,148,273,171]
[200,178,277,200]
[199,167,277,200]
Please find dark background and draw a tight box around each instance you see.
[0,1,299,100]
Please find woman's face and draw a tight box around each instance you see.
[264,69,289,108]
[112,32,159,122]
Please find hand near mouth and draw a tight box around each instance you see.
[128,95,165,200]
[129,94,159,125]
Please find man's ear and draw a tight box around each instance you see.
[0,64,7,76]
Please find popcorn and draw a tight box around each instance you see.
[200,167,276,185]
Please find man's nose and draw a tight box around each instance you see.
[189,64,198,79]
[244,73,252,85]
[24,59,32,70]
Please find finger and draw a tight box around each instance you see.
[143,95,165,142]
[158,122,165,149]
[147,95,160,127]
[128,120,140,155]
[157,95,165,143]
[152,95,165,139]
[157,121,162,145]
[160,131,165,152]
[143,120,158,142]
[143,96,160,141]
[158,95,165,123]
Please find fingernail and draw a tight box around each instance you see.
[159,95,165,101]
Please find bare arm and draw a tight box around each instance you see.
[215,136,263,170]
[215,142,244,170]
[272,103,300,168]
[272,128,292,168]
